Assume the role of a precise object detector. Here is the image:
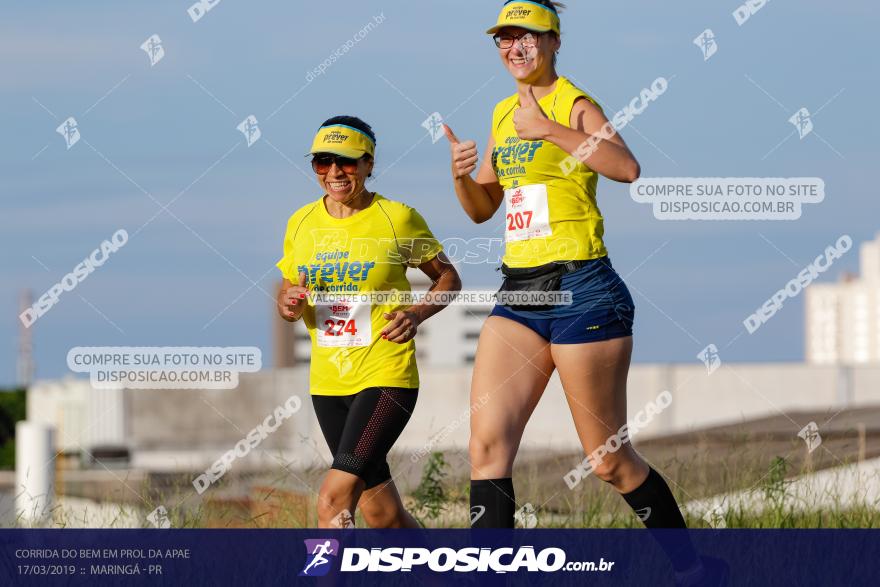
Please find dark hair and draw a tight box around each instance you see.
[319,115,377,147]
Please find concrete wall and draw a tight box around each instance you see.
[28,363,880,472]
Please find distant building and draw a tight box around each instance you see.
[806,233,880,364]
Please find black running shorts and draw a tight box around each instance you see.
[311,387,418,489]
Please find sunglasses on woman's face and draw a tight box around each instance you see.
[311,153,361,175]
[493,31,540,49]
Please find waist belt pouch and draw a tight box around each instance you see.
[496,263,565,310]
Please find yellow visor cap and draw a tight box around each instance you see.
[487,1,560,35]
[309,124,375,159]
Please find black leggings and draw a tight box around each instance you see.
[312,387,418,489]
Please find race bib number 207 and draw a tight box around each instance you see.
[505,184,552,242]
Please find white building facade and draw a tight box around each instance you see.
[807,233,880,364]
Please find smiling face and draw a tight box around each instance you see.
[315,156,374,204]
[497,26,560,83]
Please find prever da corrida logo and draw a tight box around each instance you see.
[506,7,532,19]
[324,131,349,143]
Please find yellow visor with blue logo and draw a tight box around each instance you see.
[487,1,561,35]
[309,124,375,159]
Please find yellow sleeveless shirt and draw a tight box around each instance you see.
[491,75,607,268]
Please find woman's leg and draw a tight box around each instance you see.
[358,479,420,528]
[552,336,701,574]
[312,394,363,528]
[469,316,555,527]
[551,336,650,493]
[317,387,419,528]
[317,470,363,528]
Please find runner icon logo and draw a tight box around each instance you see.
[515,503,538,528]
[56,117,80,149]
[140,34,165,66]
[789,108,814,139]
[237,115,261,147]
[697,344,722,375]
[300,539,340,577]
[422,112,445,144]
[693,29,717,61]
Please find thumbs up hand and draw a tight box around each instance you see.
[513,85,551,141]
[444,124,479,179]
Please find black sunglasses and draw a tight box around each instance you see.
[311,153,365,174]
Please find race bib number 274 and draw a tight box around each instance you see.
[315,298,372,348]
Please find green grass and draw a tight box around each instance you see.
[10,443,880,529]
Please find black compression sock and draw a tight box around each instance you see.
[470,478,515,528]
[622,467,699,572]
[621,467,687,528]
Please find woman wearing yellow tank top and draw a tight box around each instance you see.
[445,2,727,584]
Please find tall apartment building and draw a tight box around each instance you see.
[806,233,880,364]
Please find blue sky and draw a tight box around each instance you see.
[2,0,878,385]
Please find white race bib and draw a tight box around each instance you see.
[504,184,552,242]
[315,296,372,348]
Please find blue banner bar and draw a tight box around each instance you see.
[2,529,878,585]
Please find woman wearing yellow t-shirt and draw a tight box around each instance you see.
[445,2,726,583]
[277,115,461,529]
